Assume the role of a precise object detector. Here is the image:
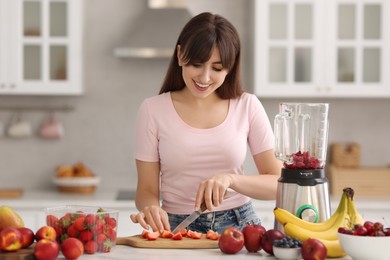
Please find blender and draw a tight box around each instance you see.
[274,103,331,230]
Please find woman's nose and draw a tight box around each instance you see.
[199,67,211,82]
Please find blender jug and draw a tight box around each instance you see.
[274,103,330,230]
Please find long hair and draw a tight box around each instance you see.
[159,12,243,99]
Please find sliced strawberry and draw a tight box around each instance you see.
[190,231,202,239]
[161,230,173,238]
[145,231,160,240]
[206,230,219,240]
[186,230,193,238]
[180,229,187,237]
[171,232,183,240]
[141,230,150,238]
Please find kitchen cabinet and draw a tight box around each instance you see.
[254,0,390,98]
[0,0,82,95]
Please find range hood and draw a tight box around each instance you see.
[114,0,192,59]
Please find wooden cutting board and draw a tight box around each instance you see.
[116,235,219,249]
[0,247,34,260]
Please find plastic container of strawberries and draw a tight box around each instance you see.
[45,205,118,254]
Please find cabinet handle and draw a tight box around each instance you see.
[9,83,16,89]
[0,83,5,88]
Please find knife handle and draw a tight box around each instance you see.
[199,202,207,212]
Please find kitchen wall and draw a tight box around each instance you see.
[0,0,389,191]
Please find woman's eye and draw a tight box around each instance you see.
[192,63,202,68]
[213,67,223,72]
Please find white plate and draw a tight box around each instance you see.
[52,176,101,186]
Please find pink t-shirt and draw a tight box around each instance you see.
[135,92,274,214]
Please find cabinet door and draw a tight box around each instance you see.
[255,0,325,97]
[324,0,390,97]
[254,0,390,98]
[0,0,82,95]
[0,0,15,90]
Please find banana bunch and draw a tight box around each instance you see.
[274,187,364,258]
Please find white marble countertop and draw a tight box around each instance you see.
[54,245,352,260]
[52,246,352,260]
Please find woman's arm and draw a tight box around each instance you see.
[195,149,282,210]
[229,149,282,199]
[130,160,170,232]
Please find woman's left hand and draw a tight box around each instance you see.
[195,173,233,211]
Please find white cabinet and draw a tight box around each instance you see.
[0,0,82,95]
[254,0,390,98]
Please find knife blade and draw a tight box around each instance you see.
[172,203,207,234]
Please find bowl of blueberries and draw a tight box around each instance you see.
[272,236,302,260]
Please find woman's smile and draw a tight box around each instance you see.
[194,81,211,91]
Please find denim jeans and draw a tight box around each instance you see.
[168,202,261,234]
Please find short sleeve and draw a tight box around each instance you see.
[134,99,160,162]
[246,95,275,155]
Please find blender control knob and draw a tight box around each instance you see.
[296,205,319,223]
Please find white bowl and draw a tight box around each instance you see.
[338,233,390,260]
[52,176,101,186]
[273,246,301,260]
[52,176,101,193]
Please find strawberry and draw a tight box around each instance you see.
[190,231,202,239]
[206,230,219,240]
[84,240,98,254]
[171,232,183,240]
[161,230,173,238]
[180,229,187,237]
[79,230,93,243]
[46,214,59,227]
[145,231,160,240]
[105,228,117,241]
[73,216,86,231]
[104,216,117,229]
[141,230,149,239]
[67,224,79,237]
[96,233,107,244]
[84,214,97,229]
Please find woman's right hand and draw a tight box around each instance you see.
[130,205,171,232]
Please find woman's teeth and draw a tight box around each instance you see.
[196,82,209,88]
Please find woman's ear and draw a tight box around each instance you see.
[176,45,182,66]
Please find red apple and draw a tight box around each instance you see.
[61,237,84,259]
[218,227,244,254]
[384,227,390,236]
[260,229,285,255]
[242,223,266,252]
[301,238,327,260]
[35,225,57,241]
[0,227,23,251]
[34,238,60,260]
[17,227,35,248]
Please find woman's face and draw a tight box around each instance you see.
[178,46,229,99]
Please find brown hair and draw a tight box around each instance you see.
[159,12,243,99]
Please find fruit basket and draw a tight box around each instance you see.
[45,205,119,254]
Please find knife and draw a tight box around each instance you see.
[172,203,207,234]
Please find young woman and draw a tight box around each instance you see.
[130,12,281,234]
